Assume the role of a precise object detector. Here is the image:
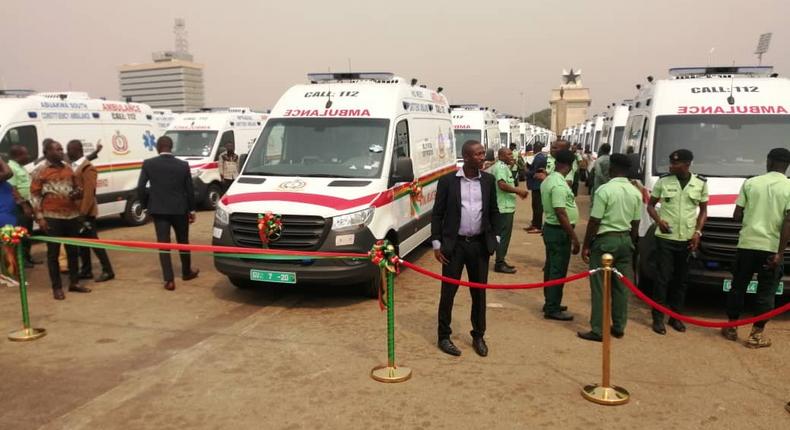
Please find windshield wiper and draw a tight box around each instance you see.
[242,171,289,176]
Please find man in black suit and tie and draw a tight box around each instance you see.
[432,140,500,357]
[137,136,199,291]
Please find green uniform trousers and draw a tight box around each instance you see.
[542,224,571,314]
[494,212,515,264]
[589,232,634,336]
[652,237,690,322]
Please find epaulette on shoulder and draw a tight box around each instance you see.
[659,172,672,178]
[696,174,708,182]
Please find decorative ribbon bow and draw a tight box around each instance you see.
[0,225,28,246]
[409,181,423,219]
[257,212,283,245]
[369,240,400,311]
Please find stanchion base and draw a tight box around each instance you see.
[370,365,412,383]
[8,327,46,342]
[581,384,630,405]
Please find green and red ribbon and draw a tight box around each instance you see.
[369,240,400,311]
[408,181,423,219]
[0,225,28,246]
[257,212,283,245]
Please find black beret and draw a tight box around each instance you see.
[767,147,790,163]
[669,149,693,162]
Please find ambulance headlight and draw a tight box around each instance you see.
[215,205,229,225]
[332,207,374,232]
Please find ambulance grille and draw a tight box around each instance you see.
[700,218,790,270]
[229,213,328,251]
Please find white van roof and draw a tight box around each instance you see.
[268,72,449,120]
[167,110,268,131]
[0,92,155,124]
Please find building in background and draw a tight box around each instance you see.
[118,19,204,113]
[549,69,591,135]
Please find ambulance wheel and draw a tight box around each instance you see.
[203,183,222,210]
[229,277,254,289]
[122,196,149,226]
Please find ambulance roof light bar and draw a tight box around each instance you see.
[449,104,481,110]
[669,66,774,79]
[307,72,396,83]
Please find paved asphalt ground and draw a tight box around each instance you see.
[0,194,788,430]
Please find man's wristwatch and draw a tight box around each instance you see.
[694,230,703,237]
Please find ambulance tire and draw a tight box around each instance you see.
[121,196,149,226]
[202,183,222,210]
[229,277,254,289]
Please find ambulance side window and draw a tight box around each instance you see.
[0,125,38,161]
[394,120,409,158]
[215,130,235,160]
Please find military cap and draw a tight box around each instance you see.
[669,149,693,162]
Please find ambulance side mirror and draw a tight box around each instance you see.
[389,157,415,187]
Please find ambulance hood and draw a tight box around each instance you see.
[220,176,386,218]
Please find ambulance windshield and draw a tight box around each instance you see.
[653,115,790,177]
[164,130,219,157]
[453,130,482,158]
[244,118,389,178]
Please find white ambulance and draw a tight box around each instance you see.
[212,72,456,295]
[0,91,161,225]
[497,117,520,148]
[163,108,267,209]
[451,105,501,162]
[630,66,790,289]
[589,115,605,152]
[602,103,629,152]
[152,109,176,132]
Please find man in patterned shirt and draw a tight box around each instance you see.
[31,139,91,300]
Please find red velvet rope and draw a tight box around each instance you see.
[399,259,592,289]
[616,271,790,328]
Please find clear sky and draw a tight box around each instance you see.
[2,0,787,117]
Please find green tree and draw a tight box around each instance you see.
[523,108,551,129]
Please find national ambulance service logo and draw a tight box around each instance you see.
[278,179,307,190]
[112,131,129,155]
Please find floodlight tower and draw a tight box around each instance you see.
[755,32,772,66]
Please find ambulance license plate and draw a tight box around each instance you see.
[250,269,296,284]
[722,279,784,295]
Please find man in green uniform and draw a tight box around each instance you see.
[722,148,790,348]
[493,147,528,274]
[541,149,579,321]
[578,154,643,341]
[647,149,708,335]
[545,139,578,188]
[591,143,611,202]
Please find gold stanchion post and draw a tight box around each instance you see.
[582,253,629,405]
[8,231,46,342]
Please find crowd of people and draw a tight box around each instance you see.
[2,135,788,356]
[431,139,790,356]
[3,136,242,299]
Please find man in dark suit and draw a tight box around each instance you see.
[432,140,500,357]
[137,136,199,291]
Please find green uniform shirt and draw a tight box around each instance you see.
[546,155,578,182]
[591,155,610,196]
[735,171,790,252]
[541,171,578,225]
[8,160,31,201]
[493,160,517,214]
[590,177,642,234]
[651,173,709,241]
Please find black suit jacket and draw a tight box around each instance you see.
[137,154,196,215]
[431,170,500,256]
